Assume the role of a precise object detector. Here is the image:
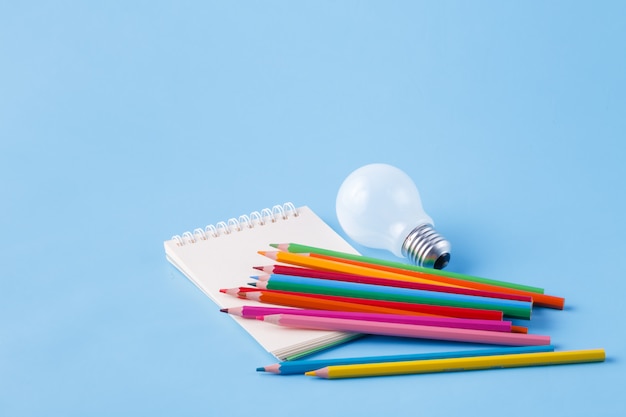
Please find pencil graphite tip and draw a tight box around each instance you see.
[254,281,268,290]
[255,364,281,373]
[260,314,281,324]
[254,274,271,281]
[220,288,240,296]
[247,282,258,287]
[252,265,273,273]
[241,291,261,301]
[307,367,329,378]
[258,250,278,260]
[221,306,244,317]
[271,243,290,251]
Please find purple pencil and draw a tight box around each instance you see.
[221,305,513,332]
[259,313,551,346]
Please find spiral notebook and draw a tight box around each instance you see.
[164,203,360,360]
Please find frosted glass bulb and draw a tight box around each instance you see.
[336,163,451,269]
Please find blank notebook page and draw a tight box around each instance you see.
[164,204,360,360]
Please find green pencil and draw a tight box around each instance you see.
[252,279,532,319]
[271,243,544,294]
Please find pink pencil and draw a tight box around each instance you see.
[253,265,532,303]
[222,305,513,332]
[260,314,551,346]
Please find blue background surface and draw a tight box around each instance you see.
[2,2,625,416]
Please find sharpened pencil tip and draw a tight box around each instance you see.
[248,282,257,287]
[256,367,266,372]
[269,243,278,249]
[219,308,228,313]
[258,250,278,260]
[305,371,316,377]
[252,266,262,270]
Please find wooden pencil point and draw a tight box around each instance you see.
[259,251,279,260]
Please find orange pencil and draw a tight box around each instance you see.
[259,250,462,288]
[260,251,563,310]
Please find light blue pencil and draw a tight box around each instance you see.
[256,345,555,375]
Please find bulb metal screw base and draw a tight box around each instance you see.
[401,224,451,269]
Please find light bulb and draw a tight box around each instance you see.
[336,163,451,269]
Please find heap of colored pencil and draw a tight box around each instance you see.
[219,243,605,379]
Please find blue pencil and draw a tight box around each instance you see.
[252,274,529,308]
[250,274,533,317]
[256,345,555,375]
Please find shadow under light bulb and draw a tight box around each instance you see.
[336,163,451,269]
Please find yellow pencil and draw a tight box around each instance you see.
[305,349,605,379]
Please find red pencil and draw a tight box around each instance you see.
[220,287,505,321]
[253,265,532,303]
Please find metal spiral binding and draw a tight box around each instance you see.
[171,202,298,246]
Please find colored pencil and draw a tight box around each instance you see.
[253,274,531,312]
[309,250,565,309]
[260,314,550,346]
[221,306,513,332]
[228,288,525,332]
[259,250,461,288]
[226,289,440,316]
[253,265,533,303]
[260,250,564,310]
[250,277,532,319]
[308,251,565,310]
[222,288,506,321]
[305,348,606,379]
[257,345,556,374]
[271,242,544,293]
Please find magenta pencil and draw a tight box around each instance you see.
[222,306,512,332]
[253,265,532,303]
[260,314,550,346]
